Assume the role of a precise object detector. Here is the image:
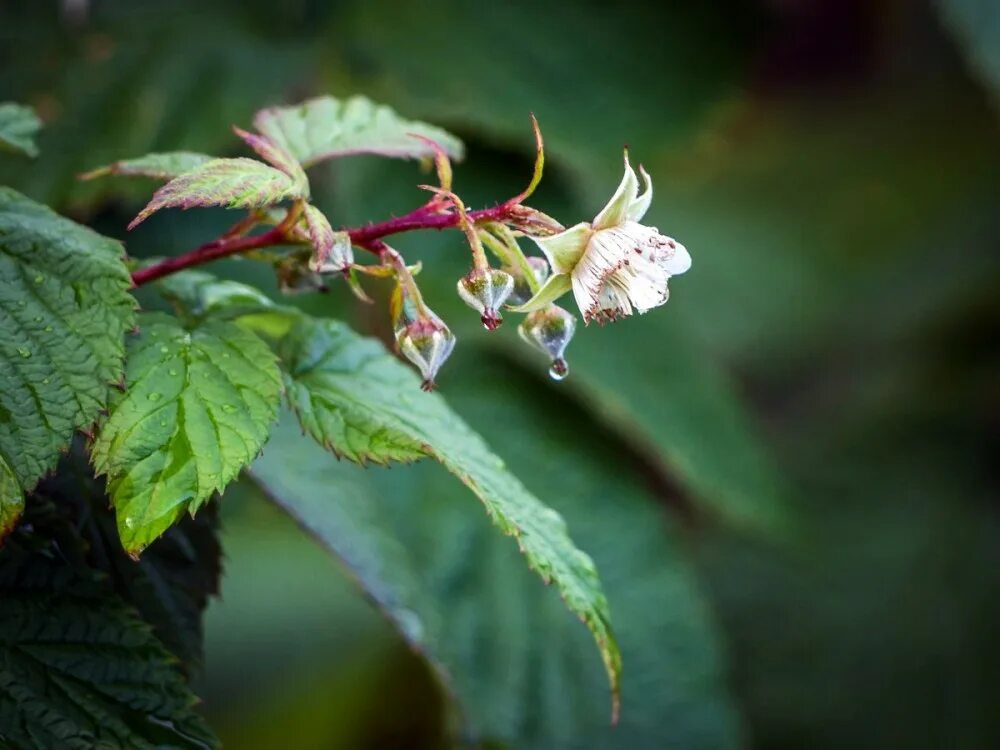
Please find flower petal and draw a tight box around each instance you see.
[659,238,691,276]
[529,222,591,274]
[627,164,652,222]
[508,272,572,313]
[593,150,639,230]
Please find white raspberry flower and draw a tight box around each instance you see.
[514,152,690,323]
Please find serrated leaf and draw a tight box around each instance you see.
[276,316,621,714]
[128,157,306,229]
[0,497,218,749]
[79,151,215,181]
[92,313,282,554]
[232,127,309,196]
[252,95,464,167]
[0,188,134,540]
[0,102,41,158]
[250,358,739,749]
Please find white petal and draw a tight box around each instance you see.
[593,150,639,230]
[530,222,591,274]
[626,164,652,222]
[572,266,633,323]
[570,270,598,320]
[616,260,669,313]
[659,238,691,276]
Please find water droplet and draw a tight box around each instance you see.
[168,368,178,376]
[147,392,162,402]
[16,347,30,358]
[221,404,237,413]
[159,345,169,354]
[159,420,167,427]
[33,274,44,284]
[548,358,569,381]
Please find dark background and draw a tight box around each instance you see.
[2,1,998,748]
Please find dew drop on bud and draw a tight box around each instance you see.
[481,309,503,331]
[548,358,569,381]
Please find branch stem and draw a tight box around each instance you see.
[130,199,518,287]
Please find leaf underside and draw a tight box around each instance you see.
[80,151,214,181]
[252,95,465,167]
[0,188,134,539]
[91,313,281,554]
[276,316,621,713]
[128,157,305,229]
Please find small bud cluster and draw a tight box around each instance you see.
[133,112,687,392]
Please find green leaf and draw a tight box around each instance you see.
[0,456,21,541]
[0,188,134,540]
[0,102,41,158]
[250,358,739,749]
[276,316,621,714]
[91,313,282,555]
[128,157,307,229]
[252,95,464,167]
[344,1,758,186]
[0,496,218,749]
[79,151,215,181]
[157,269,277,321]
[563,319,791,534]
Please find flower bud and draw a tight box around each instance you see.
[396,315,456,391]
[518,305,577,381]
[275,257,325,295]
[456,268,515,331]
[505,257,550,307]
[307,231,354,275]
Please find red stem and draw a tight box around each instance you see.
[130,201,515,287]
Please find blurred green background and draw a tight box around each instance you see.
[2,0,998,748]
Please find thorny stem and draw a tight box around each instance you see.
[130,198,522,287]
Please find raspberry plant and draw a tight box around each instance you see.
[0,93,699,747]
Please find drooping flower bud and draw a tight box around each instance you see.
[506,257,550,307]
[396,315,456,391]
[275,256,326,295]
[456,268,515,331]
[307,229,354,275]
[390,260,456,391]
[518,305,577,381]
